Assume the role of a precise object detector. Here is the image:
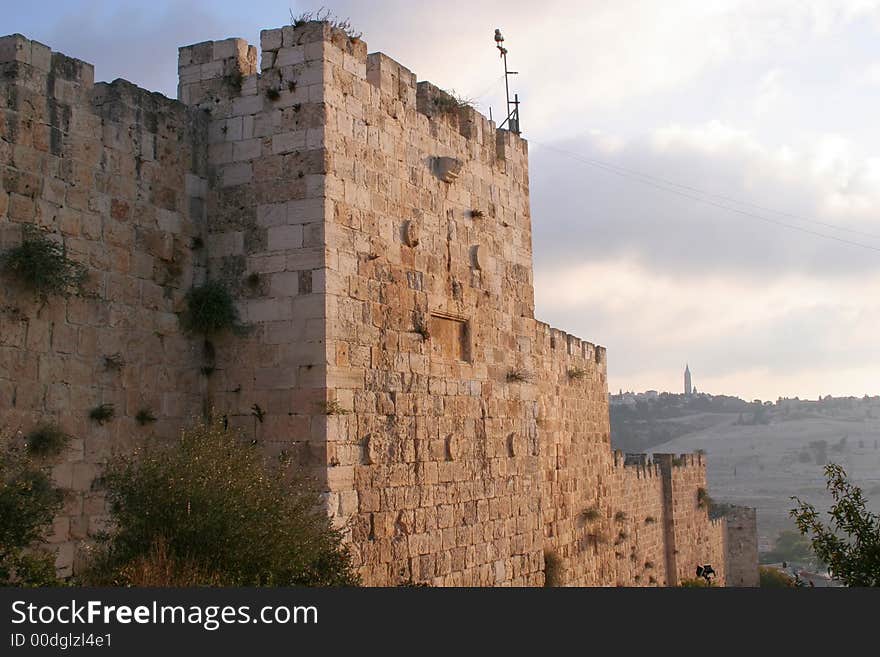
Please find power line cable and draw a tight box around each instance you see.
[530,140,880,253]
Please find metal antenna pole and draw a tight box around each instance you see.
[494,28,520,135]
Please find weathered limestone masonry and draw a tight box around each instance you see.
[0,22,757,585]
[0,34,207,575]
[725,506,760,587]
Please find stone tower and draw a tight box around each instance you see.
[0,22,755,586]
[684,364,692,396]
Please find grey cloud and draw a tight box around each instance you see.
[529,134,880,279]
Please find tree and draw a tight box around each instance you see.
[790,464,880,586]
[82,420,359,586]
[0,431,65,586]
[761,530,814,565]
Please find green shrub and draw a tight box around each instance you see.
[81,420,358,586]
[697,487,713,509]
[25,425,70,458]
[0,432,65,586]
[1,226,86,302]
[759,566,796,588]
[89,403,115,425]
[135,409,157,426]
[180,280,244,335]
[678,577,709,587]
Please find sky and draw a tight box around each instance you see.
[5,0,880,401]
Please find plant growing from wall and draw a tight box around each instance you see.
[290,8,362,40]
[0,431,65,586]
[24,425,70,458]
[0,226,86,302]
[80,420,359,586]
[180,280,244,336]
[614,511,627,523]
[318,400,350,416]
[430,89,475,118]
[89,403,115,425]
[135,409,157,426]
[644,515,656,525]
[265,87,281,101]
[567,367,587,381]
[506,368,532,383]
[697,487,713,510]
[469,209,484,219]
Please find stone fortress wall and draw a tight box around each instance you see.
[0,21,756,586]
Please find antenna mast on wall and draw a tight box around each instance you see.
[494,28,521,134]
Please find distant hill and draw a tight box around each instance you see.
[611,392,880,553]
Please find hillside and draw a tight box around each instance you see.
[611,394,880,553]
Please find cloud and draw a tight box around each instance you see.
[529,122,880,281]
[534,257,880,399]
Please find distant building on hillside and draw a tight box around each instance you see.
[684,364,693,396]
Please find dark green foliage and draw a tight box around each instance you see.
[81,420,358,586]
[791,463,880,586]
[567,367,587,380]
[1,226,86,302]
[543,550,562,587]
[25,425,70,458]
[89,403,115,425]
[265,87,281,101]
[678,577,709,587]
[225,68,244,92]
[180,280,243,335]
[644,515,656,524]
[470,209,484,219]
[135,409,157,426]
[0,433,65,586]
[317,400,349,416]
[697,487,713,509]
[614,510,627,523]
[759,566,795,587]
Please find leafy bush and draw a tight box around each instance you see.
[791,463,880,586]
[0,226,86,302]
[180,280,244,336]
[24,424,70,458]
[89,403,115,425]
[0,432,65,586]
[759,566,795,588]
[678,577,709,587]
[81,420,358,586]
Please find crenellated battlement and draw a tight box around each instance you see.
[0,21,752,587]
